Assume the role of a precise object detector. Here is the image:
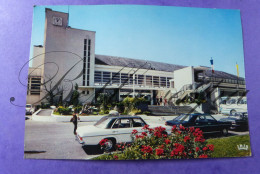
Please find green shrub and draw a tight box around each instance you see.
[73,105,83,113]
[94,125,214,160]
[143,111,151,115]
[99,110,109,115]
[41,102,50,109]
[57,106,72,115]
[122,97,147,115]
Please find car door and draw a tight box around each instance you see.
[194,115,208,132]
[205,115,219,133]
[111,118,133,143]
[132,118,146,132]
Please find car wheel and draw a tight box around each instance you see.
[222,128,228,136]
[230,109,236,115]
[103,138,116,152]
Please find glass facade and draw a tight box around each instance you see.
[83,39,91,87]
[94,71,173,88]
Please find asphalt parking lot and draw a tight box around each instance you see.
[24,120,99,160]
[24,117,249,160]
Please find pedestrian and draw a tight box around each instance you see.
[160,96,163,106]
[164,98,167,106]
[70,113,80,135]
[156,96,159,106]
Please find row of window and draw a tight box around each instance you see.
[94,71,172,88]
[83,39,91,94]
[27,77,41,95]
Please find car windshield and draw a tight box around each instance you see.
[237,99,247,104]
[94,117,111,128]
[174,114,191,122]
[26,105,31,108]
[226,99,236,104]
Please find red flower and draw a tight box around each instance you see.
[179,125,185,130]
[114,155,118,160]
[184,136,190,142]
[171,143,185,156]
[154,126,166,132]
[156,148,164,156]
[159,145,165,149]
[193,130,203,137]
[176,130,181,134]
[132,129,138,134]
[153,127,165,138]
[99,139,108,146]
[172,125,177,132]
[142,125,149,130]
[154,131,162,138]
[164,139,171,144]
[141,145,153,154]
[195,128,200,132]
[195,147,200,152]
[189,127,195,132]
[195,136,205,143]
[148,128,154,134]
[141,132,147,136]
[207,144,214,151]
[203,147,208,151]
[199,154,208,158]
[136,135,144,139]
[163,134,167,138]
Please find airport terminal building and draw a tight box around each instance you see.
[27,9,246,112]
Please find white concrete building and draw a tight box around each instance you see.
[26,9,246,113]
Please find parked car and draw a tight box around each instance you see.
[219,96,247,115]
[25,104,35,115]
[219,112,248,130]
[165,113,231,136]
[76,115,171,151]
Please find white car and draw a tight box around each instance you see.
[219,97,247,115]
[25,104,35,115]
[76,115,171,151]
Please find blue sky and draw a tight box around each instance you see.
[31,5,245,77]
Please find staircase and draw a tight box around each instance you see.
[172,83,212,103]
[148,105,197,116]
[194,83,212,93]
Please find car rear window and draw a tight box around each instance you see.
[174,114,191,121]
[94,117,111,128]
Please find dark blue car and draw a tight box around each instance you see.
[165,113,231,136]
[220,112,248,131]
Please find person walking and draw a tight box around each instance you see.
[156,96,159,106]
[164,98,167,106]
[70,113,80,135]
[160,96,163,106]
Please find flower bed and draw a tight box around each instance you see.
[94,125,214,160]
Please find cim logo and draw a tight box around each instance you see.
[237,144,249,151]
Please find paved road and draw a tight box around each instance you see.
[37,109,53,116]
[24,120,99,160]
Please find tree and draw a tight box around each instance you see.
[69,83,80,106]
[42,77,65,106]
